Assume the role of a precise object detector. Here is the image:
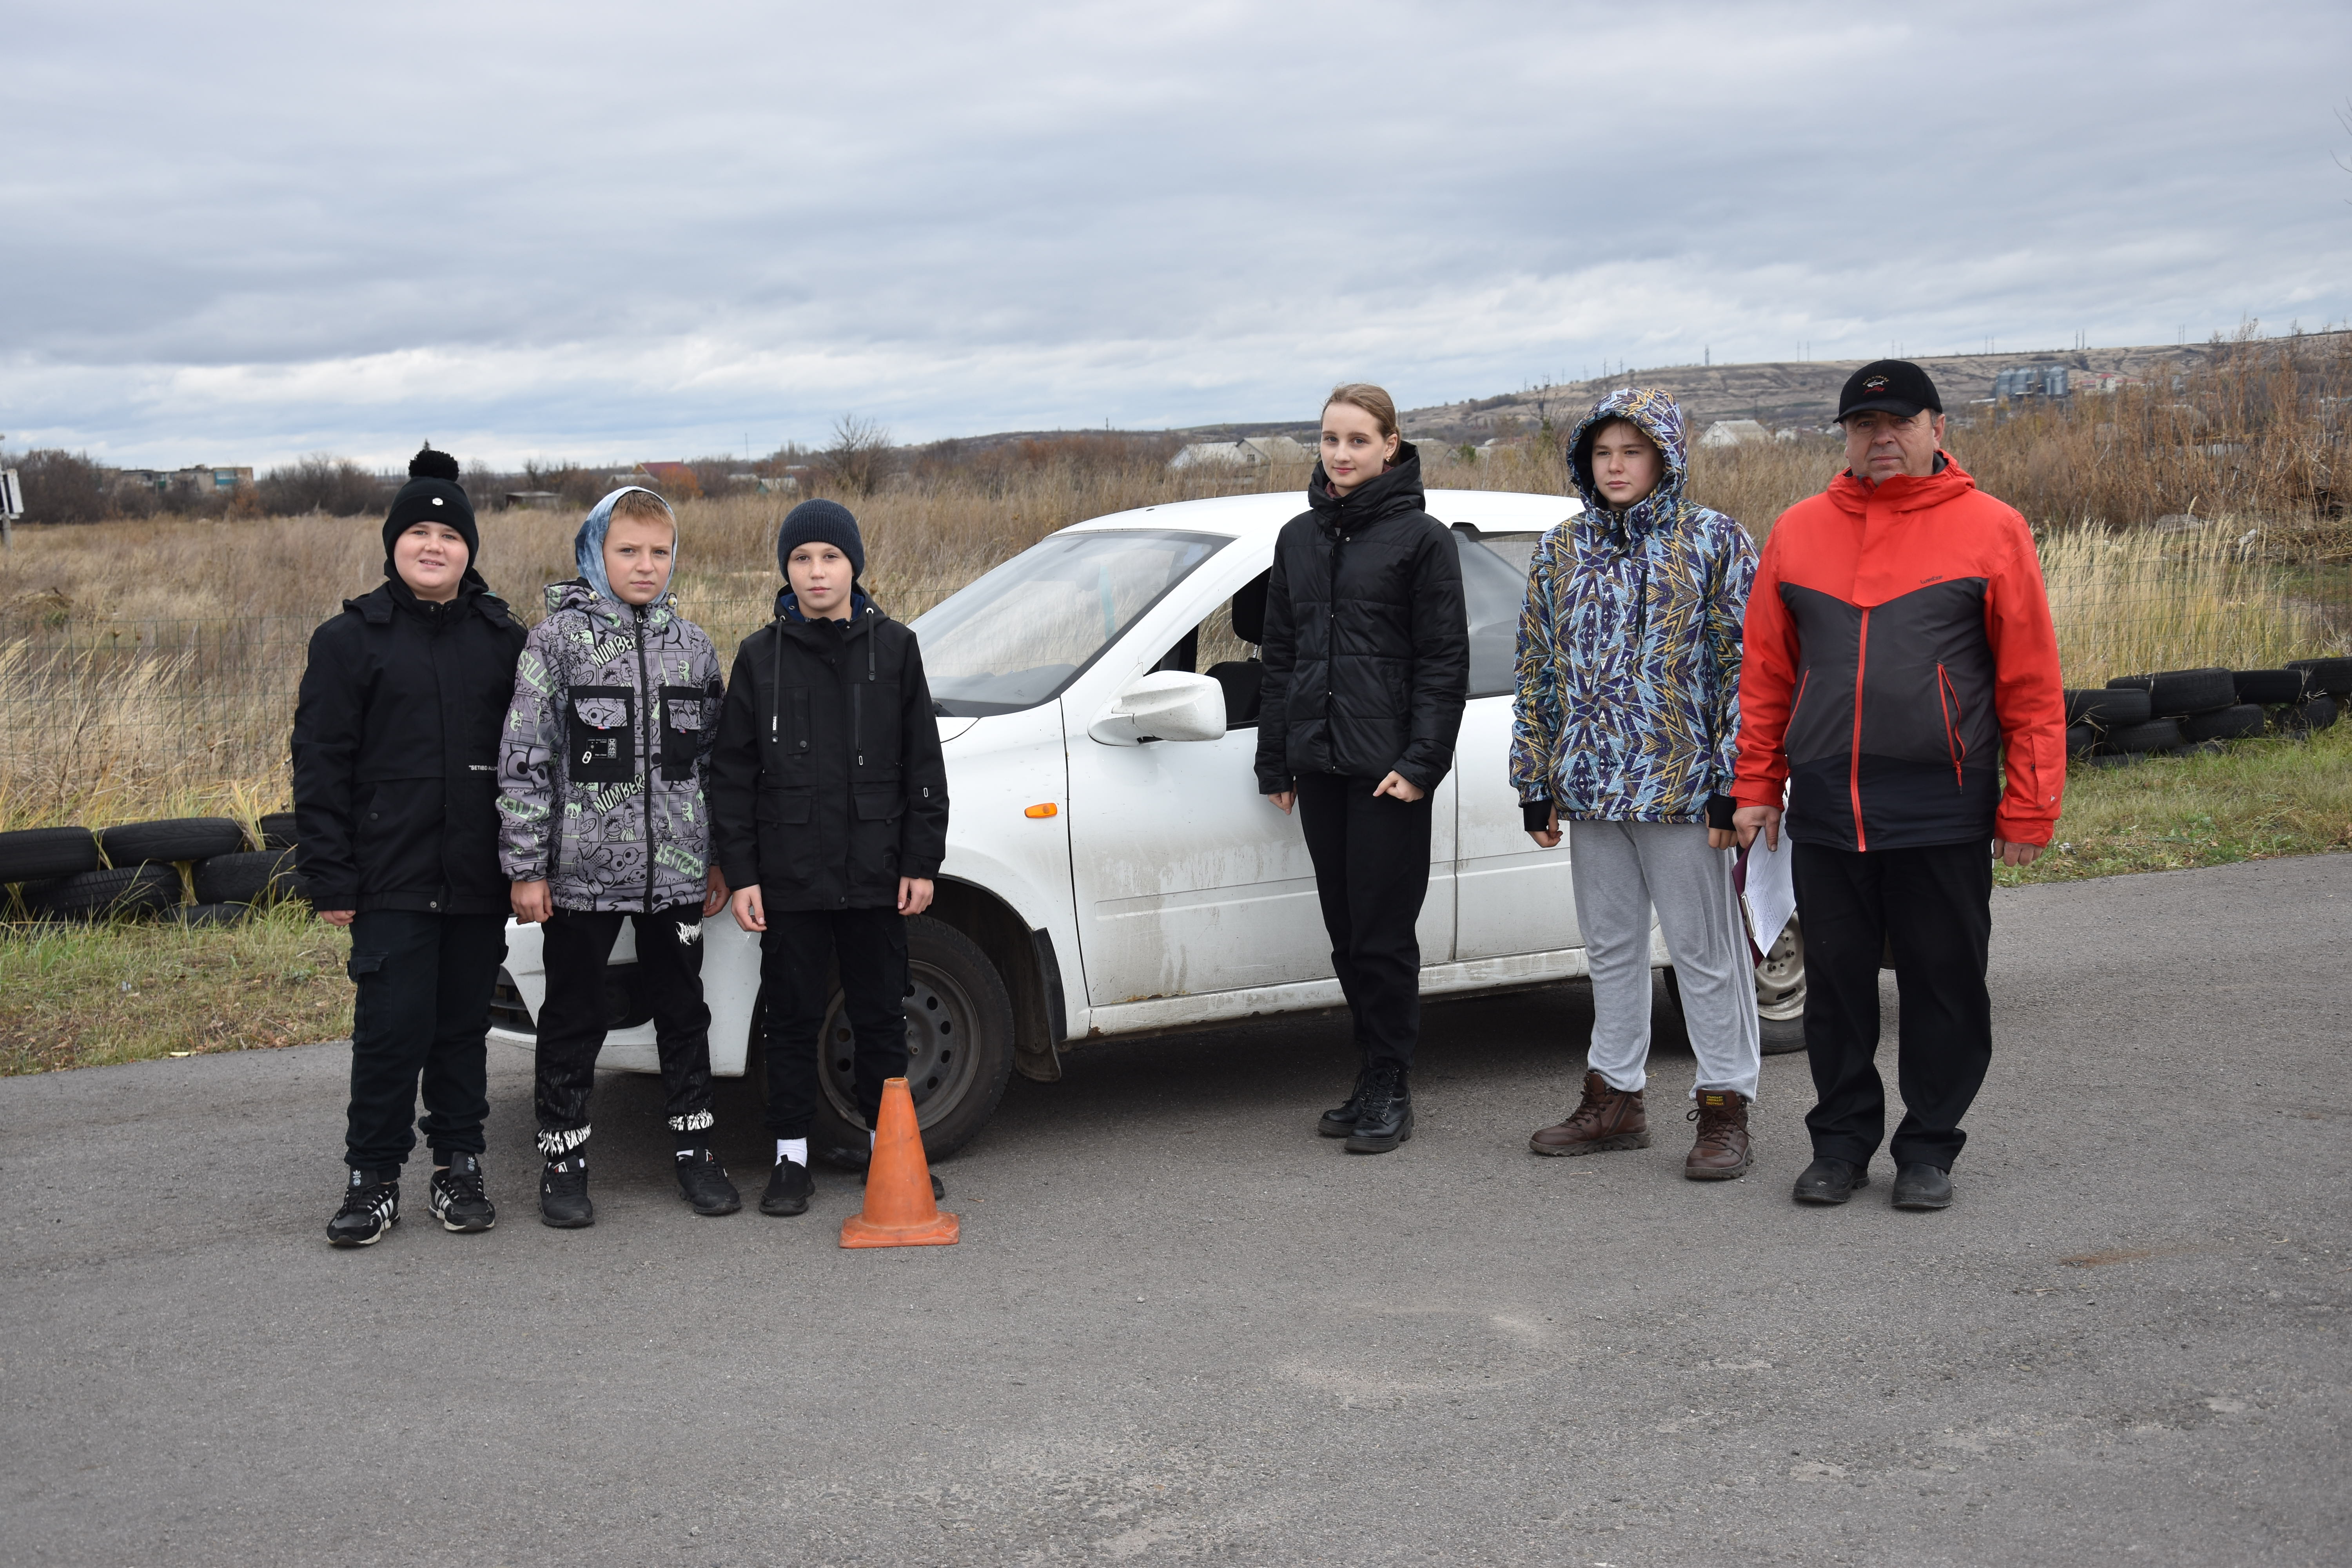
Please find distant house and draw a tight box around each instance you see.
[633,461,704,499]
[505,491,561,510]
[1698,420,1768,448]
[112,465,252,492]
[1168,435,1310,470]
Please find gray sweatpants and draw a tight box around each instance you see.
[1568,819,1761,1100]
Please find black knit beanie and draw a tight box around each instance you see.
[382,445,479,563]
[775,498,864,581]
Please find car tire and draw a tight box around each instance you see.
[798,915,1016,1167]
[258,812,299,851]
[2103,717,2184,753]
[192,848,304,907]
[2287,657,2352,697]
[2178,703,2265,743]
[2065,687,2150,728]
[2274,693,2339,733]
[0,826,101,884]
[2065,722,2098,758]
[96,817,249,866]
[1753,915,1807,1055]
[34,864,183,920]
[2232,669,2305,705]
[2106,668,2236,716]
[177,902,251,928]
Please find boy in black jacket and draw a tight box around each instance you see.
[293,446,529,1246]
[708,500,949,1218]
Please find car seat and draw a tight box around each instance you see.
[1204,571,1269,726]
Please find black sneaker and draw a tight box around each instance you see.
[675,1148,742,1216]
[539,1154,593,1228]
[760,1159,814,1217]
[1345,1065,1414,1154]
[327,1167,400,1247]
[429,1153,496,1233]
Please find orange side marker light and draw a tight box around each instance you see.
[1024,802,1058,818]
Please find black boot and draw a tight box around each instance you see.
[539,1153,593,1228]
[1318,1064,1373,1137]
[1344,1065,1413,1154]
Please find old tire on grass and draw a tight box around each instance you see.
[2103,717,2183,754]
[97,817,248,866]
[258,812,299,851]
[803,915,1016,1167]
[2276,694,2340,733]
[178,902,252,928]
[35,864,183,921]
[2232,669,2306,705]
[0,827,101,884]
[193,848,303,906]
[2287,657,2352,697]
[2107,668,2235,716]
[2066,722,2098,757]
[2178,703,2265,743]
[2065,687,2151,728]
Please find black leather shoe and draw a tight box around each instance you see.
[1344,1066,1413,1154]
[1318,1067,1372,1137]
[1791,1156,1869,1205]
[760,1160,813,1217]
[1891,1162,1953,1210]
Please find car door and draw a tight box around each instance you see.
[1064,561,1457,1006]
[1450,528,1582,958]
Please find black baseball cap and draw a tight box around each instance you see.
[1837,359,1942,422]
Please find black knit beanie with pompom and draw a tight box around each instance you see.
[381,443,479,564]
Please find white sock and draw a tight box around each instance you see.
[777,1137,808,1168]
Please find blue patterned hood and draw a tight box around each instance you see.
[1508,387,1759,822]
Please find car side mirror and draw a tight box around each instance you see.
[1087,670,1227,746]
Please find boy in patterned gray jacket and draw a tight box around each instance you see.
[497,486,739,1227]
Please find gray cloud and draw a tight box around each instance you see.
[3,0,2347,467]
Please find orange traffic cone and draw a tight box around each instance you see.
[840,1077,959,1249]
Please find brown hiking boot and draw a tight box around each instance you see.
[1684,1088,1752,1180]
[1529,1070,1650,1156]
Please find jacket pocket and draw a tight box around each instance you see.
[659,684,703,782]
[1936,663,1967,786]
[754,787,815,889]
[567,685,636,784]
[853,786,904,822]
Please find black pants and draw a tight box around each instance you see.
[759,905,909,1140]
[534,904,715,1156]
[1294,772,1434,1072]
[1792,839,1994,1171]
[343,910,506,1171]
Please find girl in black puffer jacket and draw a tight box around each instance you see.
[1255,384,1468,1155]
[292,446,527,1247]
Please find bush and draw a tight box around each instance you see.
[9,450,120,524]
[257,456,386,517]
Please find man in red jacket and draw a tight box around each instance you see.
[1732,360,2064,1211]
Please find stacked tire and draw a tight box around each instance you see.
[2281,659,2351,735]
[0,815,307,925]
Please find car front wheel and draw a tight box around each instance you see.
[1754,915,1806,1054]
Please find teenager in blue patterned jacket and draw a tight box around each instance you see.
[1509,388,1762,1178]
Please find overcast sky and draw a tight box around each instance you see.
[6,0,2350,469]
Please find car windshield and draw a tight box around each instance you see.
[913,528,1229,715]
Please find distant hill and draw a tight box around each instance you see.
[1167,338,2262,448]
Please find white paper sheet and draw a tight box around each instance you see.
[1740,828,1796,956]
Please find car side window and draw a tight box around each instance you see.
[1155,573,1269,728]
[1455,532,1532,699]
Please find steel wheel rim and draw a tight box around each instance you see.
[816,959,981,1132]
[1755,920,1806,1021]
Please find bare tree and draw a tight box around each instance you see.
[819,415,897,495]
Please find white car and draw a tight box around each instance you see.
[488,488,1807,1161]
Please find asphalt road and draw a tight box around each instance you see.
[5,856,2348,1567]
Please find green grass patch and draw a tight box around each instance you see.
[0,902,352,1076]
[2008,721,2352,885]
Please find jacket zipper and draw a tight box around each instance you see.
[634,605,657,911]
[1325,524,1346,740]
[852,607,870,770]
[1937,662,1966,787]
[1848,608,1871,852]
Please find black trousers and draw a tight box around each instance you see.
[1294,772,1434,1072]
[343,910,506,1171]
[759,906,909,1140]
[1791,839,1994,1171]
[534,904,715,1155]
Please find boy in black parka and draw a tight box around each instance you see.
[708,500,949,1218]
[293,446,529,1246]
